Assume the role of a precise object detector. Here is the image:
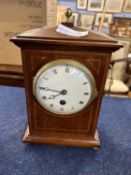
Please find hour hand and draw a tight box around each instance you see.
[48,94,60,99]
[43,93,61,100]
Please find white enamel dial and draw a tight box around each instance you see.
[33,59,97,116]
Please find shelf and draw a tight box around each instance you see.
[0,64,24,87]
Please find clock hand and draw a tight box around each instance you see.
[47,93,61,100]
[39,87,61,93]
[45,90,67,100]
[40,87,68,95]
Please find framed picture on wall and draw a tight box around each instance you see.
[80,14,95,30]
[95,13,112,28]
[110,17,131,37]
[106,0,124,13]
[71,12,79,26]
[123,0,131,12]
[77,0,88,10]
[87,0,105,11]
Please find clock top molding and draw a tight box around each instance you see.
[11,26,122,52]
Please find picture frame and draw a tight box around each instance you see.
[80,14,95,30]
[77,0,88,10]
[109,17,131,37]
[95,13,112,28]
[123,0,131,12]
[113,17,131,28]
[71,12,79,26]
[87,0,105,12]
[106,0,124,13]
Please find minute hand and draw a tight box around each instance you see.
[40,87,61,93]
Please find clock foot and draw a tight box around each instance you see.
[93,147,99,150]
[23,126,100,148]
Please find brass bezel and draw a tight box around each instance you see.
[33,59,98,116]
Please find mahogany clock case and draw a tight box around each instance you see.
[11,27,122,148]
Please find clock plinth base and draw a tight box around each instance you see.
[23,126,100,149]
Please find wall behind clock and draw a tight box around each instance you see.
[58,0,131,34]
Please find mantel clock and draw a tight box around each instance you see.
[11,26,122,148]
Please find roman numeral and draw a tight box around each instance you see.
[84,92,89,95]
[39,87,45,90]
[65,65,70,73]
[79,101,84,105]
[50,104,54,108]
[42,96,46,100]
[83,82,88,85]
[43,77,48,80]
[60,107,64,111]
[53,69,57,74]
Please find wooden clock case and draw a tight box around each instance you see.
[11,26,122,148]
